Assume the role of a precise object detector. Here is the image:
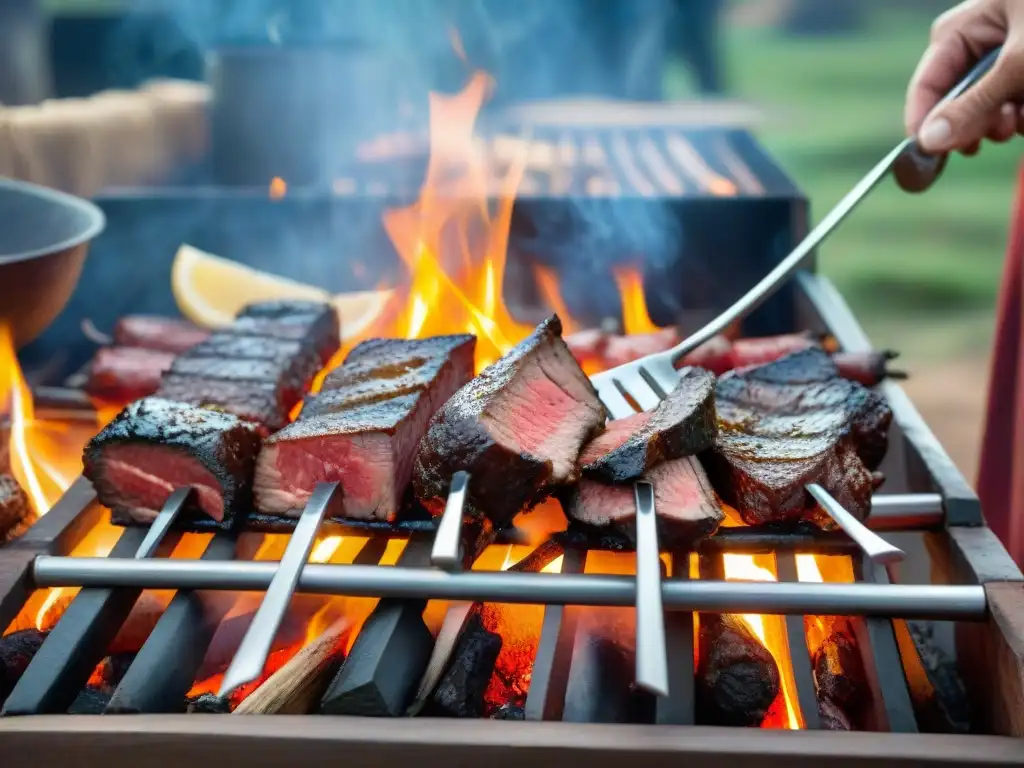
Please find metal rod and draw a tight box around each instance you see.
[135,487,190,559]
[633,482,668,697]
[807,484,906,565]
[868,494,943,530]
[217,482,333,697]
[431,471,468,571]
[32,557,987,621]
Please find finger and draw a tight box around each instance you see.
[920,47,1024,153]
[906,38,975,136]
[1017,104,1024,136]
[961,140,982,156]
[987,103,1018,142]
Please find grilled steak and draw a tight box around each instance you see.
[701,348,892,526]
[86,346,175,402]
[84,397,263,526]
[155,300,340,431]
[413,316,606,527]
[566,456,723,547]
[157,376,284,433]
[578,366,716,483]
[0,474,32,542]
[112,316,210,354]
[233,300,340,364]
[254,334,475,520]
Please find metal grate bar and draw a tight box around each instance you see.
[430,471,469,571]
[217,482,334,698]
[655,550,695,725]
[854,557,919,733]
[633,482,668,696]
[104,530,261,713]
[2,490,188,715]
[524,548,587,721]
[776,552,823,730]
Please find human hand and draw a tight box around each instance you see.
[906,0,1024,155]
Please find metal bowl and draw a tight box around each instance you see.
[0,178,105,348]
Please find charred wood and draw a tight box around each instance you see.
[424,613,502,719]
[562,616,647,724]
[68,685,112,715]
[813,629,870,720]
[696,614,781,727]
[0,474,34,543]
[491,702,526,720]
[185,692,231,714]
[0,628,47,703]
[898,620,971,734]
[819,696,854,731]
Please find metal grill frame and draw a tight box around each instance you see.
[1,272,1023,757]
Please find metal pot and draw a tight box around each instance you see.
[0,178,105,348]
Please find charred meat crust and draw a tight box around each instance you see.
[232,301,340,364]
[158,376,283,433]
[413,315,606,527]
[580,366,717,483]
[83,397,263,528]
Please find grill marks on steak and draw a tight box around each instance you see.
[579,367,717,483]
[254,335,476,520]
[83,397,263,526]
[702,348,892,525]
[566,456,723,547]
[155,300,340,431]
[413,316,606,528]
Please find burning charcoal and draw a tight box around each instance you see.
[563,616,645,724]
[83,397,263,527]
[255,335,475,520]
[578,367,716,483]
[813,630,869,716]
[85,346,175,402]
[491,702,525,720]
[68,685,112,715]
[0,474,33,542]
[186,692,231,714]
[0,629,47,702]
[233,300,341,364]
[566,456,723,548]
[414,316,606,528]
[113,315,210,354]
[424,614,502,719]
[819,696,853,731]
[93,652,138,690]
[901,620,972,734]
[696,614,781,727]
[319,598,433,717]
[701,349,892,526]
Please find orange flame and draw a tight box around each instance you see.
[612,267,659,336]
[269,177,287,200]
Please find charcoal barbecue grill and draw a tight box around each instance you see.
[2,111,1023,766]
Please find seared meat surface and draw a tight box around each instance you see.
[84,397,263,527]
[85,346,175,402]
[701,348,892,525]
[578,366,716,483]
[112,315,210,354]
[254,334,475,520]
[413,316,606,528]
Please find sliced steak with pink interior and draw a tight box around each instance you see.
[254,334,475,520]
[413,315,607,528]
[565,456,723,547]
[579,366,717,483]
[83,397,263,528]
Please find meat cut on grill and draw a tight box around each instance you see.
[700,348,892,525]
[83,396,264,526]
[413,315,606,528]
[0,474,33,542]
[155,300,340,432]
[578,366,717,483]
[112,315,211,354]
[565,455,723,547]
[254,334,476,520]
[85,346,175,402]
[565,329,902,388]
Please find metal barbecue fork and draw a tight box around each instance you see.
[590,47,1001,421]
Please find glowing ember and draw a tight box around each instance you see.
[721,554,802,729]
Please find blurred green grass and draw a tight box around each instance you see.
[670,6,1019,336]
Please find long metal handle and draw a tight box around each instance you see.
[431,471,469,571]
[32,557,987,620]
[807,484,906,565]
[217,482,334,698]
[633,482,669,697]
[667,47,1002,362]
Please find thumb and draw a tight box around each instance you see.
[919,53,1020,153]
